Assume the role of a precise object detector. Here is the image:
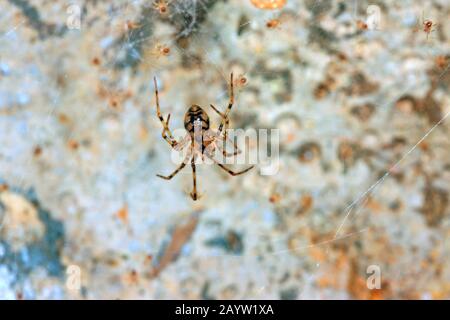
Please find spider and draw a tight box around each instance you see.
[233,73,248,91]
[153,73,254,200]
[422,19,436,39]
[155,44,171,57]
[416,12,437,40]
[153,0,170,15]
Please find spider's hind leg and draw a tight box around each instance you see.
[190,156,199,200]
[156,152,191,180]
[216,162,254,176]
[156,161,187,180]
[208,155,254,176]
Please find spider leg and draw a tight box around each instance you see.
[217,136,241,157]
[156,151,190,180]
[209,73,235,139]
[221,148,239,157]
[207,156,254,176]
[209,104,230,139]
[174,133,192,152]
[161,113,171,142]
[190,155,198,200]
[156,160,187,180]
[154,77,177,148]
[204,129,241,158]
[216,162,254,176]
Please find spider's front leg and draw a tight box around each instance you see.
[209,73,235,140]
[153,77,178,148]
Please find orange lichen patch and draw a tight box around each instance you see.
[58,113,70,124]
[250,0,286,10]
[285,132,296,143]
[269,192,281,203]
[338,141,360,169]
[67,140,79,150]
[435,55,448,69]
[415,90,442,125]
[309,246,326,263]
[138,125,148,141]
[266,18,282,29]
[33,146,42,157]
[347,260,371,299]
[338,142,353,160]
[313,83,330,99]
[150,212,200,278]
[125,20,141,31]
[364,196,383,213]
[144,254,153,265]
[124,269,139,285]
[314,251,351,290]
[91,57,101,66]
[418,141,430,152]
[369,289,384,300]
[431,288,449,300]
[428,247,441,262]
[421,183,448,227]
[313,75,337,99]
[420,259,429,269]
[297,194,313,215]
[116,206,128,224]
[335,251,349,269]
[97,85,133,110]
[109,98,119,109]
[316,274,339,289]
[356,20,368,30]
[0,183,9,192]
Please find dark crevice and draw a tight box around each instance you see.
[8,0,68,39]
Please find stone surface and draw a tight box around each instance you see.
[0,0,449,299]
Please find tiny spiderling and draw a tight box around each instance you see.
[153,0,170,15]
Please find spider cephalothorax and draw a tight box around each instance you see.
[153,74,254,200]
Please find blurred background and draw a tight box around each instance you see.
[0,0,449,299]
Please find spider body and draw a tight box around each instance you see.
[184,105,210,134]
[153,74,254,200]
[417,12,437,40]
[423,20,433,32]
[422,20,436,39]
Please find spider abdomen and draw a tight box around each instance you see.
[184,105,210,134]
